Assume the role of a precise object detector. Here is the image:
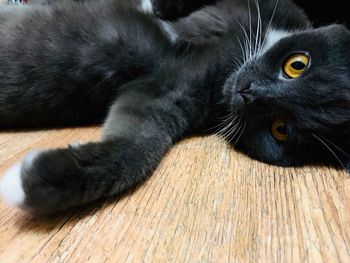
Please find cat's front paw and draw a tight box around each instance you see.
[0,144,106,214]
[0,150,43,211]
[0,146,88,214]
[0,140,150,214]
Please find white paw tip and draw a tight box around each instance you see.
[0,161,25,207]
[22,150,42,168]
[69,141,81,149]
[0,150,43,208]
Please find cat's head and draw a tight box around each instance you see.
[224,24,350,168]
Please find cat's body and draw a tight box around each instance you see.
[0,0,349,214]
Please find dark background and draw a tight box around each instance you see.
[294,0,349,27]
[154,0,350,28]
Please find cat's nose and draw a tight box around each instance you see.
[238,83,255,105]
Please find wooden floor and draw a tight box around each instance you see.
[0,127,349,262]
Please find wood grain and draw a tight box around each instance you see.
[0,127,349,263]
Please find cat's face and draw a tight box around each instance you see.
[224,25,350,167]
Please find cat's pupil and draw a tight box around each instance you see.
[276,125,287,135]
[291,61,306,70]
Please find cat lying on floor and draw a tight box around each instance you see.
[0,0,349,214]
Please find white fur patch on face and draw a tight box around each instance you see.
[140,0,154,14]
[261,29,291,54]
[0,150,42,208]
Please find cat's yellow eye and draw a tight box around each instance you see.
[271,120,288,142]
[283,53,310,79]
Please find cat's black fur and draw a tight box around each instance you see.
[0,0,349,214]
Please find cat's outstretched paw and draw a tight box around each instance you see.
[1,145,98,214]
[0,150,43,210]
[1,141,140,214]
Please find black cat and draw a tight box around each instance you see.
[0,0,349,214]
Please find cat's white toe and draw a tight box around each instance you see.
[0,150,42,207]
[22,150,42,168]
[0,161,25,207]
[69,141,81,149]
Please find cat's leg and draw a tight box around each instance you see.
[0,76,208,214]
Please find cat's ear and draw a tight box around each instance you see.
[330,24,350,34]
[321,24,350,60]
[323,24,350,42]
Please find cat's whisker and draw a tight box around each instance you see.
[253,0,262,56]
[220,114,240,137]
[233,120,247,146]
[207,120,229,133]
[210,113,235,134]
[216,112,241,140]
[217,115,236,131]
[261,0,280,50]
[236,19,253,63]
[214,96,229,106]
[245,38,252,62]
[233,53,245,68]
[222,112,244,145]
[247,0,253,59]
[231,57,243,69]
[312,133,350,173]
[223,118,242,142]
[321,136,350,158]
[222,124,236,141]
[226,117,243,144]
[243,31,251,62]
[258,2,263,53]
[236,36,247,65]
[226,124,242,143]
[205,107,233,131]
[233,56,243,65]
[218,123,235,140]
[225,120,241,144]
[216,111,234,120]
[240,0,263,62]
[236,34,247,64]
[212,112,239,136]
